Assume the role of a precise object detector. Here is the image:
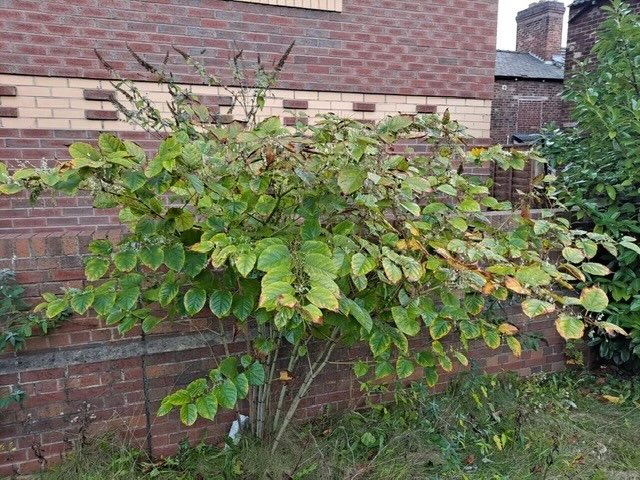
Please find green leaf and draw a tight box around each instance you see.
[246,362,265,386]
[85,257,110,281]
[416,350,436,367]
[337,167,367,194]
[448,217,467,232]
[463,294,484,315]
[93,290,116,316]
[306,286,339,311]
[98,133,124,154]
[184,287,207,316]
[164,244,186,272]
[392,306,420,336]
[437,184,457,196]
[215,379,238,409]
[369,330,391,357]
[234,373,249,400]
[183,252,208,278]
[180,403,198,426]
[210,290,233,317]
[621,241,640,256]
[88,240,112,256]
[555,314,585,340]
[429,318,451,340]
[139,245,164,271]
[351,253,376,276]
[121,171,147,192]
[158,279,179,307]
[562,247,585,264]
[424,367,439,387]
[257,244,291,272]
[375,361,394,379]
[142,315,163,333]
[346,299,373,332]
[235,253,257,277]
[396,357,415,379]
[580,286,608,312]
[459,320,481,340]
[232,295,254,322]
[114,251,137,272]
[220,357,239,379]
[195,394,218,421]
[400,200,421,216]
[46,299,68,319]
[167,389,191,406]
[581,262,611,276]
[70,290,95,315]
[458,198,481,212]
[482,327,501,349]
[438,355,453,372]
[353,361,369,378]
[157,400,173,417]
[69,142,101,162]
[514,266,551,287]
[521,299,555,318]
[116,287,140,311]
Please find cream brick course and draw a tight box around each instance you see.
[19,86,51,97]
[2,96,36,108]
[21,108,53,118]
[293,90,319,100]
[36,98,71,108]
[1,74,491,139]
[37,118,70,129]
[34,77,69,87]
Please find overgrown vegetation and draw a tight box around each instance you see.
[541,0,640,368]
[38,371,640,479]
[0,42,632,450]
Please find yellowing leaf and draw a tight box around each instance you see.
[506,336,522,357]
[580,287,609,313]
[596,321,628,337]
[382,258,402,284]
[498,323,519,336]
[555,314,585,340]
[521,299,555,318]
[505,276,528,294]
[602,395,623,405]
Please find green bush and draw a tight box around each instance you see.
[541,0,640,367]
[0,47,630,450]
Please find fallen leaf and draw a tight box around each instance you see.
[602,394,623,405]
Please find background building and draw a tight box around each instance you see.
[491,1,567,145]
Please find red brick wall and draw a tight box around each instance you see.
[490,78,566,145]
[0,230,566,476]
[0,0,498,99]
[566,0,640,72]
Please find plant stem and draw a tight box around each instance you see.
[270,328,338,454]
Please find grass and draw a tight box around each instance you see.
[33,369,640,480]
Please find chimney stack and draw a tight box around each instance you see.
[516,1,565,61]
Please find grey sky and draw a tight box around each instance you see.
[497,0,573,50]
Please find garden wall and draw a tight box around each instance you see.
[0,229,567,476]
